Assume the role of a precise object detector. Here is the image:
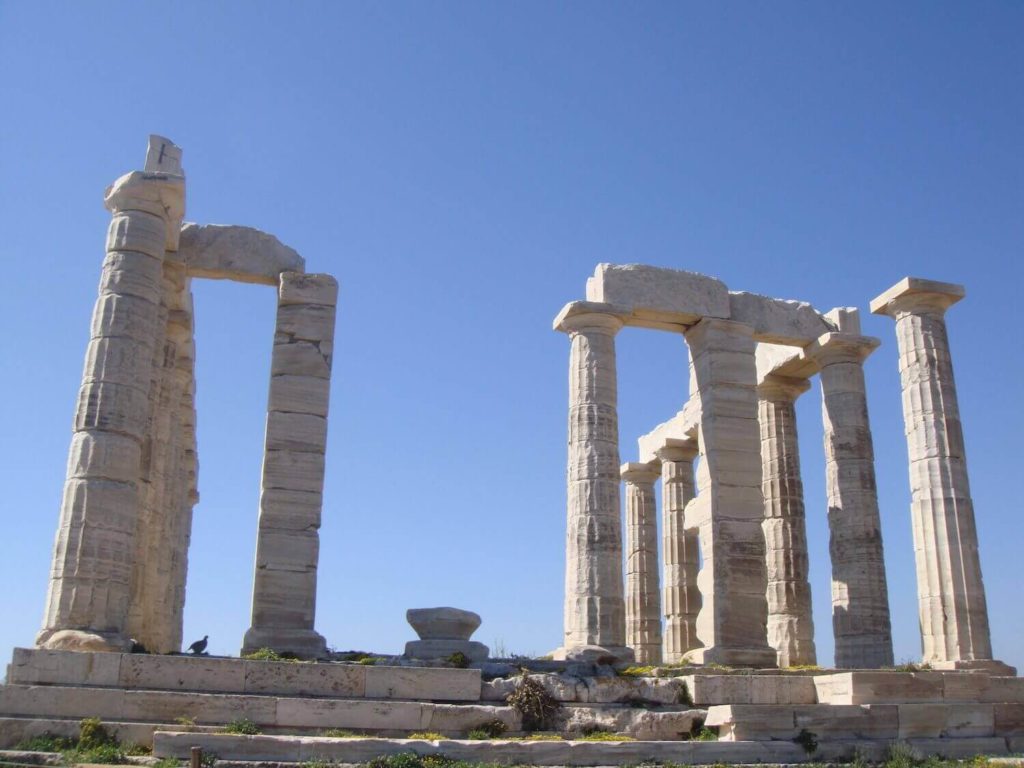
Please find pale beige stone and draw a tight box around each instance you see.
[364,666,481,702]
[177,223,304,285]
[621,462,662,664]
[554,305,632,662]
[872,277,996,668]
[897,703,994,738]
[586,264,730,325]
[729,292,831,345]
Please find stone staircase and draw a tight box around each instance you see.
[3,648,1024,765]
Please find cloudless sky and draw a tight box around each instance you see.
[1,1,1022,672]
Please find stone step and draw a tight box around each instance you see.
[0,685,518,736]
[707,702,1024,741]
[152,731,1014,765]
[680,674,817,705]
[7,649,480,702]
[814,671,1024,705]
[0,716,222,750]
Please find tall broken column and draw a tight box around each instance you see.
[871,278,1007,672]
[38,137,185,652]
[807,316,893,669]
[242,273,337,659]
[758,375,817,667]
[658,444,702,663]
[622,462,662,664]
[683,318,776,668]
[554,303,632,663]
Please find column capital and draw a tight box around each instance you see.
[683,316,755,349]
[553,301,626,334]
[870,276,965,318]
[620,461,661,485]
[804,332,880,367]
[758,374,810,402]
[656,442,698,463]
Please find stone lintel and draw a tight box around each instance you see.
[176,224,305,285]
[637,401,700,464]
[620,461,661,483]
[870,276,966,317]
[656,441,699,463]
[728,291,832,345]
[758,374,811,402]
[805,332,880,366]
[587,263,730,325]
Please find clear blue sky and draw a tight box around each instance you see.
[1,2,1021,671]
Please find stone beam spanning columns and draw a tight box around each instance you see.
[621,462,663,664]
[805,317,894,669]
[554,302,633,663]
[657,443,702,664]
[38,137,185,652]
[757,374,817,668]
[242,272,337,659]
[683,318,777,668]
[872,278,1010,673]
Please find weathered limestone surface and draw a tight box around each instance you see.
[586,264,730,325]
[243,273,337,659]
[657,445,702,664]
[176,223,305,285]
[682,318,776,667]
[621,463,662,664]
[38,137,185,653]
[872,278,995,667]
[807,323,894,669]
[758,375,816,668]
[405,608,489,661]
[729,292,832,345]
[554,305,632,662]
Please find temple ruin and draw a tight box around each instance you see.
[553,264,1011,675]
[35,136,337,660]
[0,137,1021,764]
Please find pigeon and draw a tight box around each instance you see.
[187,635,208,655]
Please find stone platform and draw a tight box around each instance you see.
[2,649,1024,762]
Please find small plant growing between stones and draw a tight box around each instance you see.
[243,647,283,661]
[223,717,261,735]
[15,733,76,752]
[406,731,445,740]
[505,670,560,732]
[153,758,183,768]
[618,665,657,677]
[173,715,197,731]
[576,727,635,742]
[676,681,692,706]
[199,750,219,768]
[358,656,385,665]
[465,719,507,740]
[323,728,368,739]
[793,728,818,754]
[694,725,718,741]
[79,717,115,749]
[445,651,470,669]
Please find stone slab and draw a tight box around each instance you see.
[243,659,365,697]
[365,666,481,701]
[707,703,900,741]
[898,703,995,738]
[7,648,121,688]
[177,224,304,285]
[728,292,830,345]
[814,671,945,704]
[683,674,817,705]
[586,264,730,325]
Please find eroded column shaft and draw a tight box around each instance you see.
[38,168,183,652]
[660,448,701,663]
[684,318,776,668]
[758,377,816,667]
[623,464,662,664]
[819,345,893,668]
[559,312,630,660]
[242,272,337,658]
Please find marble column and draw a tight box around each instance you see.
[37,140,185,652]
[658,444,702,664]
[683,318,776,668]
[758,375,817,667]
[622,462,662,664]
[242,273,337,659]
[808,330,893,669]
[554,304,632,662]
[871,278,1006,672]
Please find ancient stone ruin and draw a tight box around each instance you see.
[34,136,337,660]
[553,264,1011,675]
[0,138,1022,765]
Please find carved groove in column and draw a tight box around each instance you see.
[660,448,701,664]
[623,464,662,664]
[758,377,816,667]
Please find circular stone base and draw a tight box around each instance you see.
[404,639,489,661]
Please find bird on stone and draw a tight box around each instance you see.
[187,635,208,655]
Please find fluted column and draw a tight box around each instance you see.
[808,330,893,668]
[658,444,702,664]
[554,303,632,663]
[38,138,185,652]
[622,462,662,664]
[243,273,337,659]
[871,278,1006,672]
[758,375,817,667]
[684,318,776,668]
